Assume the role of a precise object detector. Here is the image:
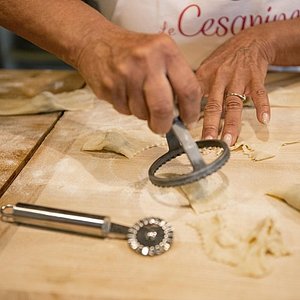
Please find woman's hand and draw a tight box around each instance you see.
[196,25,273,146]
[197,18,300,146]
[76,26,201,134]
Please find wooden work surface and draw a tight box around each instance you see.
[0,93,299,300]
[0,113,61,197]
[0,68,84,197]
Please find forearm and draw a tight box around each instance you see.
[255,18,300,66]
[271,18,300,66]
[0,0,116,67]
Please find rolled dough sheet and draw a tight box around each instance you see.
[190,214,290,278]
[81,127,165,158]
[0,87,96,115]
[266,184,300,211]
[230,119,300,161]
[0,69,84,98]
[179,172,240,214]
[267,73,300,107]
[243,72,300,108]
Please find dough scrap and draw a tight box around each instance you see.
[266,184,300,211]
[266,73,300,107]
[0,87,95,115]
[243,72,300,108]
[179,173,237,214]
[190,215,290,277]
[82,128,165,158]
[231,140,300,161]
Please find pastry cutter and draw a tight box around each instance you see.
[149,117,230,187]
[0,202,173,256]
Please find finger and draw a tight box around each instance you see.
[222,89,245,146]
[201,84,224,140]
[250,79,270,125]
[126,72,149,120]
[166,52,202,126]
[100,75,131,115]
[143,74,174,134]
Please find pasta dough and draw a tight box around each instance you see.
[265,73,300,108]
[230,140,282,161]
[190,215,290,277]
[0,69,84,98]
[266,184,300,211]
[243,72,300,108]
[231,140,300,161]
[0,87,95,115]
[179,173,238,214]
[82,128,165,158]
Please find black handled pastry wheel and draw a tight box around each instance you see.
[149,117,230,187]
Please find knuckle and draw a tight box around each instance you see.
[203,124,219,132]
[204,101,223,114]
[116,62,130,77]
[131,46,149,61]
[150,102,173,119]
[224,119,240,128]
[254,88,267,98]
[215,64,230,78]
[184,83,201,100]
[101,76,115,91]
[132,34,172,56]
[156,33,174,48]
[225,98,243,111]
[158,35,180,57]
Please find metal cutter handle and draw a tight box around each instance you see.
[0,203,128,239]
[169,117,206,170]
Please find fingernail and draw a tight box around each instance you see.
[262,113,270,125]
[223,133,232,146]
[204,135,214,140]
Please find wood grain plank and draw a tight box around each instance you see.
[0,101,299,300]
[0,113,61,197]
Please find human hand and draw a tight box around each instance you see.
[76,26,201,134]
[196,26,273,146]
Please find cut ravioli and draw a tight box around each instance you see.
[190,215,290,277]
[266,183,300,211]
[179,173,237,214]
[82,128,165,158]
[231,140,300,161]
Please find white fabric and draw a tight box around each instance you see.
[96,0,300,69]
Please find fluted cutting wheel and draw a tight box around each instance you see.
[149,139,230,187]
[127,217,173,256]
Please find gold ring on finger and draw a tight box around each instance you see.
[225,92,247,102]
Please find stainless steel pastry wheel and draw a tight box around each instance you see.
[1,203,173,256]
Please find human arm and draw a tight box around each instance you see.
[0,0,201,134]
[196,18,300,146]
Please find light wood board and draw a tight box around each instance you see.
[0,100,299,300]
[0,113,61,197]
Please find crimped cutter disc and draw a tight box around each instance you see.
[127,217,173,256]
[148,117,230,187]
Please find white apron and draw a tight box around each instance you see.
[96,0,300,69]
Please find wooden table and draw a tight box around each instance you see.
[0,74,300,300]
[0,113,61,197]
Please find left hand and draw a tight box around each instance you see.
[196,25,272,146]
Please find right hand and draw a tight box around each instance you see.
[76,27,201,134]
